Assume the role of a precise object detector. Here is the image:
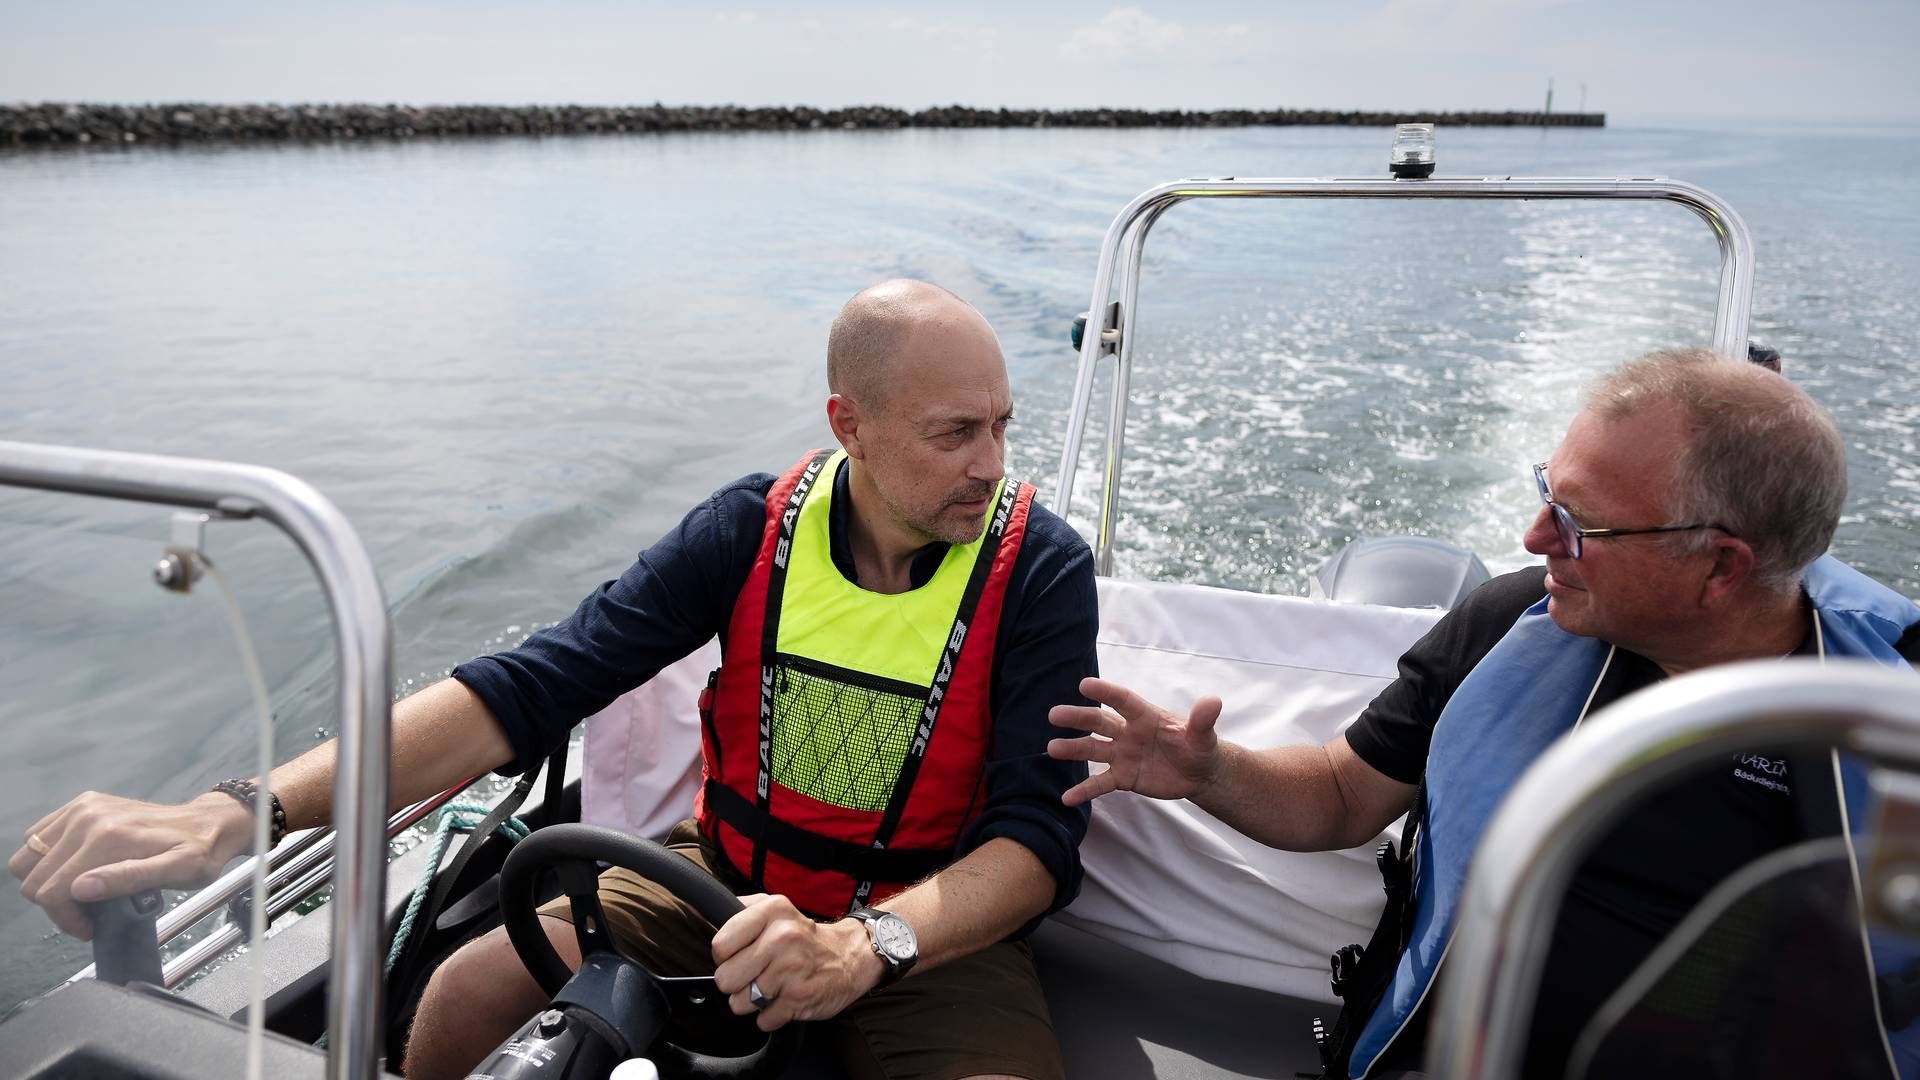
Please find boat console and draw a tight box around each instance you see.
[0,978,339,1080]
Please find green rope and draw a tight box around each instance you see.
[383,802,530,974]
[313,803,531,1047]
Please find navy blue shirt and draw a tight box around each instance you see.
[452,459,1097,918]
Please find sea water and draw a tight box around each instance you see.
[1,122,1916,1006]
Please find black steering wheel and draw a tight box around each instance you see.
[498,823,803,1080]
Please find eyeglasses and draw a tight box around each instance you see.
[1532,462,1727,560]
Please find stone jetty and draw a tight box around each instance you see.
[1,103,1604,146]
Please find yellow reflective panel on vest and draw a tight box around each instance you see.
[770,451,1002,812]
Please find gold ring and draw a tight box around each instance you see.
[25,832,50,856]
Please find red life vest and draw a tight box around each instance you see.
[694,449,1033,917]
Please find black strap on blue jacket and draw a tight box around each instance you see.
[1316,781,1425,1078]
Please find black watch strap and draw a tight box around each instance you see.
[848,904,917,988]
[212,778,288,848]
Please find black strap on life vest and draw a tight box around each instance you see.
[751,448,836,887]
[702,779,950,885]
[1318,779,1425,1078]
[850,479,1023,907]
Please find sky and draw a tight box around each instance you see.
[3,1,1917,125]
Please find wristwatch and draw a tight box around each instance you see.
[847,904,918,988]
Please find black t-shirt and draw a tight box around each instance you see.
[1344,567,1920,1077]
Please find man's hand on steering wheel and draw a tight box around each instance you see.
[711,894,887,1032]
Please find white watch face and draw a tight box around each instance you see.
[872,914,916,961]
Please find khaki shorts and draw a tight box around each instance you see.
[538,820,1064,1080]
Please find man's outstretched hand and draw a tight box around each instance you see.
[9,791,251,940]
[1046,676,1225,807]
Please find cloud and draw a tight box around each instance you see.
[1361,0,1578,51]
[1059,7,1186,64]
[885,15,1001,56]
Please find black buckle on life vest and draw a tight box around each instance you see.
[1330,943,1366,999]
[1376,837,1412,903]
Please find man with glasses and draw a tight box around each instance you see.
[1049,347,1920,1078]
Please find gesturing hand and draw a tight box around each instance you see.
[1046,676,1224,806]
[710,894,885,1032]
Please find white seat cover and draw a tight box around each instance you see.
[1063,577,1442,1003]
[578,577,1444,1001]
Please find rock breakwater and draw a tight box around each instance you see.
[2,103,1604,145]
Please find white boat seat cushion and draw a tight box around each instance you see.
[1063,576,1442,1003]
[578,577,1443,1002]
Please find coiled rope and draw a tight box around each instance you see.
[384,803,529,973]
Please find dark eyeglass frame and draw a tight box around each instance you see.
[1532,462,1728,560]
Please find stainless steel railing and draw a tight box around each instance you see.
[0,441,392,1080]
[1053,175,1758,575]
[1429,659,1920,1078]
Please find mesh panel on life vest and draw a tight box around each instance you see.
[768,659,922,813]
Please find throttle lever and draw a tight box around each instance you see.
[86,889,164,987]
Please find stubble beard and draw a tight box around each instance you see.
[1544,593,1600,640]
[892,488,992,547]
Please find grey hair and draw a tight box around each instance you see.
[1585,347,1846,594]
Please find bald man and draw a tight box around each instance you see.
[13,281,1098,1080]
